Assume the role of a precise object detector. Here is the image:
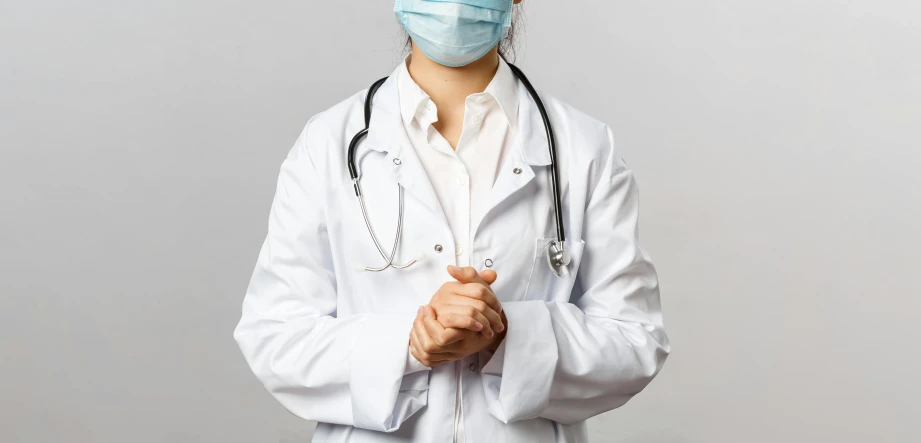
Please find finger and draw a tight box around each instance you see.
[412,320,447,359]
[479,269,498,285]
[437,312,486,334]
[412,309,451,354]
[446,264,477,283]
[443,298,503,335]
[453,282,501,312]
[412,314,468,363]
[409,306,423,346]
[410,339,453,367]
[445,271,503,316]
[447,265,488,287]
[451,284,503,326]
[436,304,491,333]
[423,305,467,347]
[410,317,426,353]
[435,305,495,338]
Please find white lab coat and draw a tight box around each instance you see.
[234,61,670,443]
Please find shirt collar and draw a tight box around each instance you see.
[366,56,551,166]
[397,53,520,129]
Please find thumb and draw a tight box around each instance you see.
[479,269,498,285]
[447,265,479,283]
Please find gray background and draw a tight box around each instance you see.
[1,0,919,442]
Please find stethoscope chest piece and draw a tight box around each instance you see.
[547,240,571,278]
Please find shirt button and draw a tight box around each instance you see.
[472,115,483,125]
[455,246,464,256]
[468,363,477,372]
[457,175,468,186]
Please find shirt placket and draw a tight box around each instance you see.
[417,92,493,443]
[454,95,493,443]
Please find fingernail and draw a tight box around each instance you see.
[417,306,423,315]
[474,322,484,330]
[496,323,505,333]
[486,330,494,338]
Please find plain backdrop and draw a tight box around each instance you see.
[2,1,920,442]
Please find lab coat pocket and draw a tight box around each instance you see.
[522,238,586,302]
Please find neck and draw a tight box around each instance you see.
[406,43,500,108]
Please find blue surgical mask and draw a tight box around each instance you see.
[395,0,513,67]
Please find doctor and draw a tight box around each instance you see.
[234,1,670,442]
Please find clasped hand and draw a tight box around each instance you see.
[409,265,508,367]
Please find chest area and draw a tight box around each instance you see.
[327,148,585,315]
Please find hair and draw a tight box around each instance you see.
[400,5,523,63]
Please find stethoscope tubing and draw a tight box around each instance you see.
[504,62,566,245]
[347,61,567,272]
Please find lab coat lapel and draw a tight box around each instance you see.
[363,73,449,227]
[474,80,553,236]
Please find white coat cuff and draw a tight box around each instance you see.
[350,311,430,431]
[480,300,559,422]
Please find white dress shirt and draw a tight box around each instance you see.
[398,53,520,443]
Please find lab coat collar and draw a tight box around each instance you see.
[364,59,552,167]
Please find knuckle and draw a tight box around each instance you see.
[466,306,478,317]
[475,301,488,312]
[466,285,483,299]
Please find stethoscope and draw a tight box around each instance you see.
[347,62,571,278]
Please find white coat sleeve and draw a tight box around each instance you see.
[479,127,671,425]
[233,123,430,433]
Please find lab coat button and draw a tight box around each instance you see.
[484,259,494,268]
[513,167,522,174]
[393,158,402,165]
[468,363,477,372]
[434,244,443,253]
